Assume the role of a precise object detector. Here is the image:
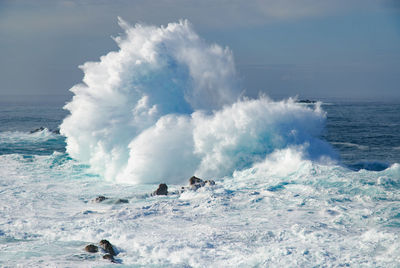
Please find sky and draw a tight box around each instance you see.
[0,0,399,102]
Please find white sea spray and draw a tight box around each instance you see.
[61,19,335,184]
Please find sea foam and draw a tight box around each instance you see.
[61,19,335,184]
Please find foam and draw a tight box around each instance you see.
[331,142,369,150]
[61,19,241,182]
[1,153,400,266]
[348,161,390,171]
[0,129,54,143]
[61,19,335,184]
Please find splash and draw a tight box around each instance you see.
[61,19,335,184]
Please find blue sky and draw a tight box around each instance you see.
[0,0,399,101]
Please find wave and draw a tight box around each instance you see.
[0,129,65,156]
[61,19,336,184]
[347,161,390,171]
[330,142,369,150]
[0,128,55,143]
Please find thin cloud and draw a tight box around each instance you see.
[0,0,385,35]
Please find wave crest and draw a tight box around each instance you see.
[61,19,335,184]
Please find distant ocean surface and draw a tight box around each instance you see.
[323,102,400,169]
[1,20,400,267]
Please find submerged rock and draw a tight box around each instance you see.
[102,254,115,262]
[84,244,98,253]
[30,127,60,134]
[115,198,129,204]
[152,183,168,196]
[99,239,116,256]
[296,99,316,104]
[93,195,108,203]
[29,127,45,134]
[205,180,215,186]
[92,196,128,204]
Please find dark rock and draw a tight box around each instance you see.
[296,99,316,104]
[153,183,168,196]
[179,176,216,192]
[189,176,204,186]
[52,128,60,135]
[94,196,108,203]
[84,244,98,253]
[189,176,206,190]
[99,239,116,256]
[102,254,115,262]
[115,198,129,204]
[93,196,128,204]
[30,127,45,134]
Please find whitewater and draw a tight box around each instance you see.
[1,19,400,267]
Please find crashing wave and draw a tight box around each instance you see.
[61,19,335,184]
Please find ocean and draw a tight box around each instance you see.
[1,20,400,267]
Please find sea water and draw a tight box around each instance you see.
[1,20,400,267]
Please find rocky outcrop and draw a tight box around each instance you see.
[99,239,116,256]
[84,244,98,253]
[30,127,45,134]
[178,176,216,192]
[189,176,203,186]
[296,99,316,104]
[188,176,215,190]
[91,196,129,204]
[29,127,60,134]
[84,239,118,263]
[152,183,168,196]
[103,254,116,262]
[150,176,215,196]
[93,195,108,203]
